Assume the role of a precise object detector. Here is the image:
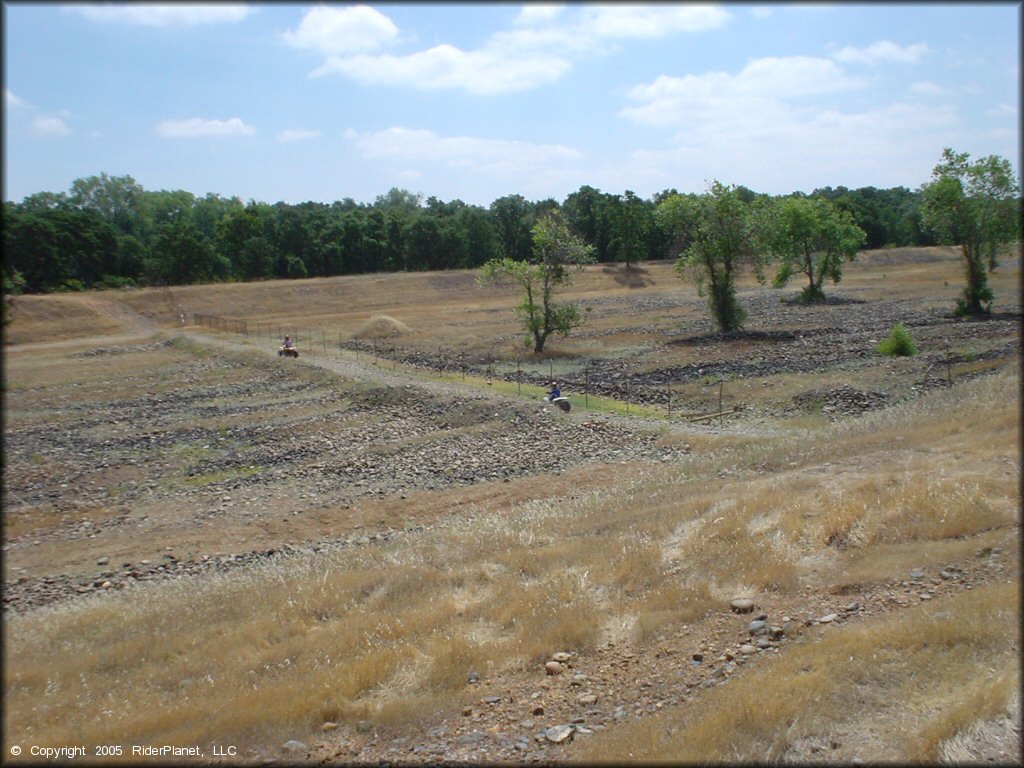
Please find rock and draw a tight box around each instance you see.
[467,670,480,683]
[457,731,487,745]
[748,619,767,635]
[577,692,598,705]
[730,598,755,613]
[355,720,374,734]
[96,556,109,565]
[818,613,839,624]
[282,740,307,753]
[551,651,573,662]
[768,625,785,640]
[739,644,757,654]
[320,722,340,732]
[544,725,575,744]
[545,661,564,675]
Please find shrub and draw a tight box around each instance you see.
[877,323,917,356]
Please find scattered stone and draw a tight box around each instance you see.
[320,722,340,732]
[355,720,374,734]
[544,725,575,744]
[282,740,307,753]
[748,619,767,635]
[551,652,573,662]
[739,644,757,655]
[545,661,564,676]
[818,613,839,624]
[730,598,755,613]
[457,731,487,745]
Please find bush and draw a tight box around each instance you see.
[56,279,87,293]
[877,323,918,356]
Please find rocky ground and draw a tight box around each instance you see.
[293,547,1018,766]
[3,342,692,611]
[352,289,1022,415]
[3,274,1020,764]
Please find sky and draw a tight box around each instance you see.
[3,2,1020,208]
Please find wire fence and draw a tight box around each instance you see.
[188,311,961,423]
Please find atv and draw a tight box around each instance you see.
[545,394,571,412]
[278,346,299,358]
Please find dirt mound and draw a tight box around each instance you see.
[351,314,413,340]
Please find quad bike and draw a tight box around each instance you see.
[545,394,571,412]
[278,345,299,358]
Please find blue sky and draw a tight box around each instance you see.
[3,2,1020,207]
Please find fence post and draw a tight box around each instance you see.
[667,377,672,417]
[719,379,724,426]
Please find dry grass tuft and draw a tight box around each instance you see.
[350,314,413,339]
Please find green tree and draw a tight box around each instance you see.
[67,173,144,238]
[490,194,535,261]
[758,195,865,302]
[657,182,763,332]
[920,148,1020,315]
[151,221,226,284]
[607,190,653,269]
[477,211,595,353]
[216,203,274,280]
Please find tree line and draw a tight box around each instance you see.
[4,174,944,296]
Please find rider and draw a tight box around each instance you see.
[282,335,294,349]
[546,381,561,401]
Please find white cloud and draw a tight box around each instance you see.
[277,128,321,142]
[69,4,253,26]
[300,4,732,95]
[578,4,731,39]
[32,115,72,136]
[616,52,970,194]
[314,45,573,95]
[622,55,863,128]
[908,80,943,96]
[6,89,30,109]
[986,102,1018,119]
[156,117,255,138]
[623,97,960,194]
[832,40,930,65]
[283,5,399,55]
[514,4,566,26]
[347,127,580,174]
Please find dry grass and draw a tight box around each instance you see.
[572,582,1020,763]
[3,249,1019,761]
[5,365,1017,757]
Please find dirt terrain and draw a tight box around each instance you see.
[2,249,1020,764]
